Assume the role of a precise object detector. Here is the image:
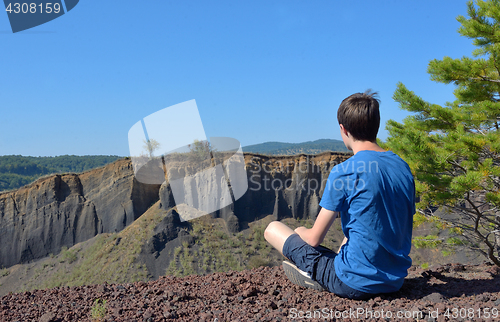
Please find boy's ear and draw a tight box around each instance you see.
[339,124,349,137]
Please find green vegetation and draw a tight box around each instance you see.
[90,299,107,322]
[442,250,453,257]
[60,246,77,264]
[384,0,500,266]
[166,217,250,277]
[188,139,215,163]
[143,138,161,159]
[412,213,428,229]
[165,215,344,277]
[0,268,9,277]
[0,155,122,192]
[243,139,349,155]
[6,211,345,293]
[166,216,278,277]
[19,201,165,292]
[446,237,464,246]
[413,236,443,249]
[159,139,229,172]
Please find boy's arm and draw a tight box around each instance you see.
[294,208,338,247]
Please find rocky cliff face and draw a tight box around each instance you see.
[158,152,351,231]
[0,159,160,268]
[144,152,351,278]
[238,152,350,223]
[0,153,351,269]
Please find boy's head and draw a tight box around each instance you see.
[337,90,380,142]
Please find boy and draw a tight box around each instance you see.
[264,91,415,300]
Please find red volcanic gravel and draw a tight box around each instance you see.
[1,263,500,321]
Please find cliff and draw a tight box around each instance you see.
[238,152,350,222]
[0,159,160,268]
[144,152,351,278]
[0,152,351,270]
[0,152,486,296]
[159,152,351,226]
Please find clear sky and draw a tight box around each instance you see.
[0,1,476,157]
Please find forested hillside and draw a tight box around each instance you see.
[0,155,122,192]
[243,139,348,155]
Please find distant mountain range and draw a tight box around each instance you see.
[242,139,349,155]
[0,140,346,192]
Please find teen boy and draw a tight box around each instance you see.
[264,91,415,300]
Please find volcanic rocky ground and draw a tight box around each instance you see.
[1,262,500,321]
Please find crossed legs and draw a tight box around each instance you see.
[263,221,296,255]
[264,220,348,254]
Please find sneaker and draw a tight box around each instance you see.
[282,260,326,291]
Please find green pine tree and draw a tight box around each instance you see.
[385,0,500,266]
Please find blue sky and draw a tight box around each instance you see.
[0,1,476,156]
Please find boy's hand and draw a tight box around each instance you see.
[294,226,308,234]
[294,209,339,247]
[294,226,310,241]
[294,226,321,247]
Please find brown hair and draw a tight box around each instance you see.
[337,90,380,142]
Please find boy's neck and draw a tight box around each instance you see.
[339,125,386,155]
[348,140,386,155]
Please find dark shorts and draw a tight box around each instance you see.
[282,234,373,300]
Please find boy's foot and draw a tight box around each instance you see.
[282,260,326,291]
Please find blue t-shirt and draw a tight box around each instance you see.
[319,150,415,294]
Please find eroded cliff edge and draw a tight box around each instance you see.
[0,152,482,290]
[145,152,352,278]
[0,159,161,268]
[159,152,351,226]
[0,152,351,269]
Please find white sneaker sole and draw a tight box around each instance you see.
[282,260,326,291]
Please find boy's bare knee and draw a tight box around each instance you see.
[264,221,281,241]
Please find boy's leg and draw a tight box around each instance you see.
[264,221,296,254]
[265,222,371,299]
[265,221,326,291]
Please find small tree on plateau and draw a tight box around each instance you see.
[385,0,500,265]
[143,139,160,160]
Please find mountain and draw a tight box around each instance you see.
[242,139,349,155]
